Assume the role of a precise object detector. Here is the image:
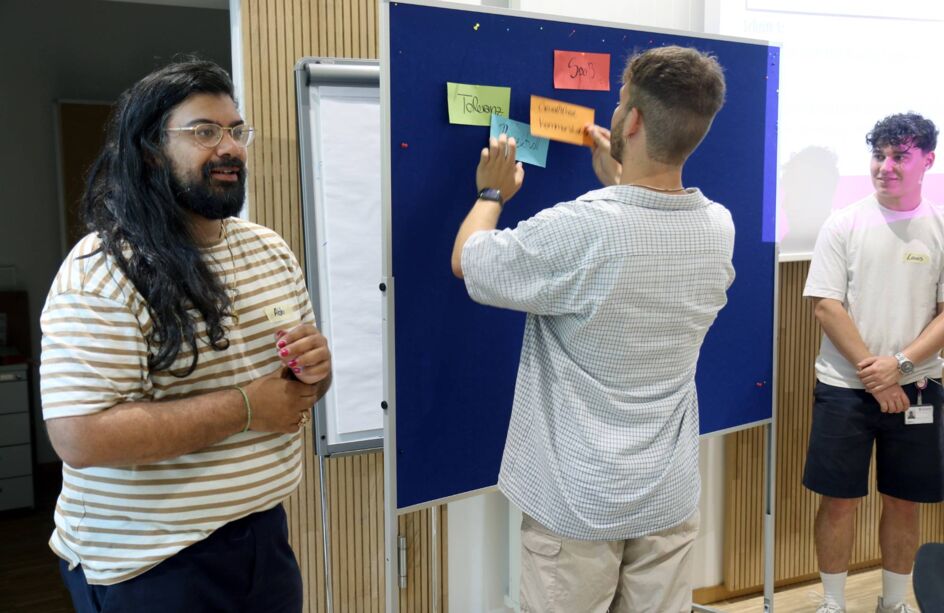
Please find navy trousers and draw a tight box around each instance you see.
[61,505,303,613]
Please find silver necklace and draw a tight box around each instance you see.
[219,220,240,325]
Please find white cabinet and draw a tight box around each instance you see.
[0,364,33,510]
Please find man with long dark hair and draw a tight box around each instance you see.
[39,59,330,612]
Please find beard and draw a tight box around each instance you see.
[610,110,626,163]
[171,159,246,220]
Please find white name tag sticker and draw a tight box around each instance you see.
[905,404,934,425]
[264,302,295,323]
[904,252,930,264]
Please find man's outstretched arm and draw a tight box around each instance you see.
[451,134,524,278]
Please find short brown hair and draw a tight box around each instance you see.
[624,46,726,164]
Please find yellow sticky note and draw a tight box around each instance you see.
[530,95,594,146]
[447,82,511,126]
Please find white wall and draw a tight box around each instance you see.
[448,492,513,613]
[0,0,231,463]
[513,0,704,31]
[446,0,704,31]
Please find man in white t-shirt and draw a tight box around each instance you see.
[803,113,944,613]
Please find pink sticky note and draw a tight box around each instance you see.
[553,50,610,91]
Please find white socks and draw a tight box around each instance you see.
[820,568,910,609]
[881,568,911,607]
[821,571,848,609]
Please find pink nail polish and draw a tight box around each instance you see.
[293,366,302,373]
[288,359,298,367]
[279,348,289,357]
[275,330,285,338]
[277,339,287,348]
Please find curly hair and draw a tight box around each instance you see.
[82,59,237,376]
[866,112,938,153]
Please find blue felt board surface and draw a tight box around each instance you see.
[387,1,779,510]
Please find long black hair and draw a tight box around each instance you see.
[83,59,237,376]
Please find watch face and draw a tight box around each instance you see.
[479,188,501,202]
[902,362,914,374]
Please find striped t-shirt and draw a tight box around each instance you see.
[40,218,314,585]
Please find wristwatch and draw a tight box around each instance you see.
[477,187,502,205]
[895,352,914,375]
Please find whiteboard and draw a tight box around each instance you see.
[295,58,383,456]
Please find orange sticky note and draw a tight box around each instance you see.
[553,50,611,91]
[530,95,594,146]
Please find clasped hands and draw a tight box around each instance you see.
[857,355,908,413]
[243,323,332,433]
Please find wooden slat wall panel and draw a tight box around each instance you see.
[397,506,448,612]
[240,2,446,611]
[723,260,944,594]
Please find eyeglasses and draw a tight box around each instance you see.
[165,123,256,149]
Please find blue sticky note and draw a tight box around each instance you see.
[489,114,549,168]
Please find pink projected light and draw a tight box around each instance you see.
[833,175,944,211]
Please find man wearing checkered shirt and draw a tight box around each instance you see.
[451,46,734,612]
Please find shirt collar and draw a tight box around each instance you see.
[577,185,709,211]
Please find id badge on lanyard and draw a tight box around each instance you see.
[906,377,934,425]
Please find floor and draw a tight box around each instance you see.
[0,468,923,612]
[709,567,919,612]
[0,464,72,613]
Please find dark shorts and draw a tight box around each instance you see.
[60,504,302,613]
[803,379,944,502]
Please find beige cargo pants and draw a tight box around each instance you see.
[519,510,699,613]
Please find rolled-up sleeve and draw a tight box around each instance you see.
[461,203,598,316]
